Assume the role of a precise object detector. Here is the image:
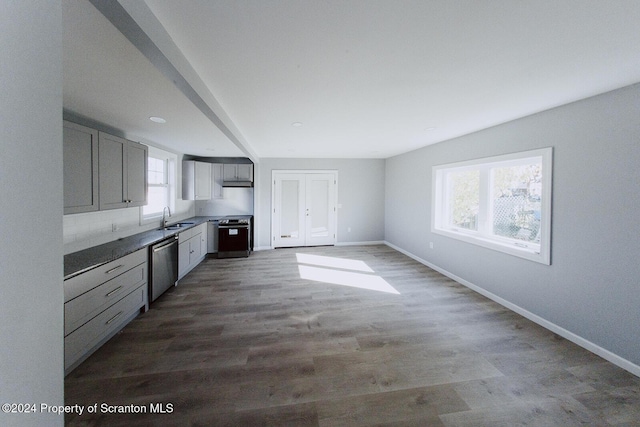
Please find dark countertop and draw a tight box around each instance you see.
[64,216,226,280]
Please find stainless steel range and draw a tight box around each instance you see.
[217,216,252,258]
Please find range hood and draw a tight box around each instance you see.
[222,180,253,188]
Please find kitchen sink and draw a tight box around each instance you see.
[161,222,195,231]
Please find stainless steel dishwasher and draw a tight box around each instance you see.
[149,235,179,303]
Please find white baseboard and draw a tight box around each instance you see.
[256,241,385,251]
[336,240,385,246]
[384,241,640,378]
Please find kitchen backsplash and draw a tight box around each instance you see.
[64,189,252,254]
[195,187,254,216]
[63,205,194,254]
[64,188,252,254]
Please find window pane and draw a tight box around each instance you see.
[143,185,168,216]
[147,157,165,185]
[448,170,479,230]
[432,148,551,264]
[491,163,542,242]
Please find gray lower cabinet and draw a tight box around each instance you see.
[207,221,219,253]
[64,249,148,374]
[63,121,99,214]
[98,132,148,210]
[178,223,207,279]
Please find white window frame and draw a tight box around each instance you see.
[140,146,177,225]
[432,147,553,265]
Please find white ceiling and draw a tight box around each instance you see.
[64,0,640,160]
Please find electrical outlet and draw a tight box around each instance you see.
[429,242,434,249]
[112,223,118,232]
[348,227,351,232]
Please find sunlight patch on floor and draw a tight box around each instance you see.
[295,253,374,272]
[296,254,400,295]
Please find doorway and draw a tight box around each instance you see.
[272,171,337,248]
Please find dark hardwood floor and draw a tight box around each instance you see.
[65,245,640,426]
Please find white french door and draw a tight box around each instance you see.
[272,171,337,248]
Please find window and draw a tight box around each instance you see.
[432,148,552,264]
[141,147,176,223]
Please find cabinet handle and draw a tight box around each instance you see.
[105,286,123,298]
[106,311,123,325]
[105,265,124,275]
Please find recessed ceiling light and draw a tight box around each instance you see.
[291,122,303,127]
[149,116,166,123]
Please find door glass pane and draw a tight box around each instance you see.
[281,180,299,238]
[309,179,329,237]
[447,170,479,230]
[491,163,542,242]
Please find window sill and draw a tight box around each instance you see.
[433,227,549,265]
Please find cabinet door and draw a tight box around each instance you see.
[223,164,237,181]
[63,121,99,214]
[194,161,212,200]
[236,164,253,181]
[99,132,127,210]
[126,141,148,207]
[99,133,147,210]
[199,224,208,256]
[212,164,223,198]
[190,233,202,264]
[178,240,190,278]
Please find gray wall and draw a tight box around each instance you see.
[255,158,385,249]
[385,83,640,368]
[0,1,64,426]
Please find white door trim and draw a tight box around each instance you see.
[271,170,338,249]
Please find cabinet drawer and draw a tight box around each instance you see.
[64,285,146,371]
[64,248,147,302]
[64,262,146,334]
[178,227,194,242]
[195,223,206,236]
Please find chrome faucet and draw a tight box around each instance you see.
[162,206,172,228]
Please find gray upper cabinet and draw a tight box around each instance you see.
[125,141,148,207]
[223,163,253,183]
[212,164,223,199]
[182,160,212,200]
[236,164,253,181]
[63,121,99,214]
[98,132,148,210]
